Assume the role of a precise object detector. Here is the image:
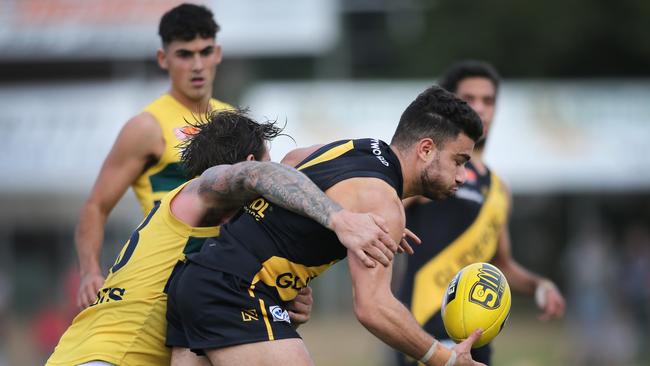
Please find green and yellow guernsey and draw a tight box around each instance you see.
[47,181,220,365]
[133,94,232,216]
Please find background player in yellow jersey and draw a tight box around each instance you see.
[75,3,233,308]
[395,60,566,365]
[166,86,488,366]
[48,110,402,366]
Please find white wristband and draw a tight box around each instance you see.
[419,340,438,363]
[444,351,457,366]
[535,280,555,308]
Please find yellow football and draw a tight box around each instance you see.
[441,262,511,348]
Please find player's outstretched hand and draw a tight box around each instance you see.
[77,272,105,308]
[287,286,313,329]
[329,210,398,268]
[451,329,487,366]
[398,228,421,255]
[535,280,566,321]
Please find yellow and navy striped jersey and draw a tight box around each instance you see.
[397,162,509,331]
[133,94,232,216]
[188,138,403,302]
[46,181,220,366]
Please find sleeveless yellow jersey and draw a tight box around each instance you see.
[133,94,232,216]
[47,181,220,366]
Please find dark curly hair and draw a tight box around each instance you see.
[390,85,483,149]
[179,109,286,178]
[159,3,220,46]
[439,60,501,94]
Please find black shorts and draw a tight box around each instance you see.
[165,261,300,354]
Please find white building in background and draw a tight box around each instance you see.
[1,79,648,221]
[242,80,650,193]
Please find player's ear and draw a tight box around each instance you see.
[156,48,169,70]
[417,138,436,161]
[214,44,223,65]
[246,153,256,161]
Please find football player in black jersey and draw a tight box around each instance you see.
[396,61,566,365]
[166,86,488,366]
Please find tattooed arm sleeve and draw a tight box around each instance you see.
[197,161,341,229]
[197,161,399,267]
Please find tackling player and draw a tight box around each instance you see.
[48,110,402,366]
[166,86,487,366]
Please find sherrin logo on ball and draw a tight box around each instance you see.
[441,262,511,348]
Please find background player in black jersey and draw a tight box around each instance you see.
[396,60,566,365]
[166,86,488,366]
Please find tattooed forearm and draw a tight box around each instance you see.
[198,162,342,228]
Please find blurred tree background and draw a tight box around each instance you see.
[341,0,650,78]
[2,1,648,92]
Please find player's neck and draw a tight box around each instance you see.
[389,144,418,199]
[168,89,213,114]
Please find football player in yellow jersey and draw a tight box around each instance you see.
[396,61,566,365]
[75,3,233,308]
[48,110,403,366]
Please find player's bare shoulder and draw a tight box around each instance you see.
[328,177,400,204]
[281,144,325,167]
[116,111,165,158]
[96,112,165,183]
[327,177,405,240]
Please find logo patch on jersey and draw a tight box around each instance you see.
[174,126,199,140]
[370,138,390,166]
[276,272,316,290]
[90,287,125,306]
[244,197,271,221]
[252,256,334,301]
[241,309,259,321]
[269,305,291,323]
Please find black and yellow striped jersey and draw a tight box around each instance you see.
[188,138,403,302]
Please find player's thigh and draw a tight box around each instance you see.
[171,347,211,366]
[206,338,314,366]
